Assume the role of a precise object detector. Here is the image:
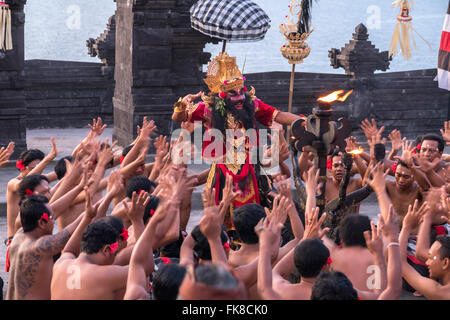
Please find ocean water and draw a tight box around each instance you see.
[24,0,447,74]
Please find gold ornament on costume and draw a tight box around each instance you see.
[0,1,12,51]
[204,52,245,94]
[279,0,313,64]
[389,0,431,61]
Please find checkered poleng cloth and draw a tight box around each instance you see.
[190,0,271,41]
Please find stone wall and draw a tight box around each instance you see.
[24,59,113,129]
[21,63,449,141]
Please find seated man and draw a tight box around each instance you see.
[386,160,424,226]
[272,239,332,300]
[400,208,450,300]
[6,196,85,300]
[326,214,375,292]
[51,219,129,300]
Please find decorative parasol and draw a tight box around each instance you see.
[0,1,12,51]
[190,0,271,52]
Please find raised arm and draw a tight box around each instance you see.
[124,198,170,300]
[28,137,60,176]
[399,201,449,299]
[377,206,402,300]
[255,217,282,300]
[58,187,99,260]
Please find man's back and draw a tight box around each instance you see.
[331,246,375,292]
[51,257,128,300]
[6,232,55,300]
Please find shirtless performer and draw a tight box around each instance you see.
[6,195,87,300]
[6,138,58,242]
[325,150,363,209]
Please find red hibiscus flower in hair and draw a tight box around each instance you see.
[16,159,26,171]
[327,158,332,170]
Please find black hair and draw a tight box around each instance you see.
[194,264,238,289]
[421,134,445,153]
[211,93,255,135]
[20,195,50,232]
[152,263,187,300]
[339,214,371,248]
[160,231,184,258]
[125,175,157,199]
[191,225,229,261]
[232,203,266,244]
[310,271,358,300]
[330,148,343,159]
[436,235,450,260]
[395,159,411,170]
[80,220,118,254]
[17,149,45,170]
[97,216,123,239]
[294,239,330,278]
[54,156,74,180]
[18,174,49,204]
[143,195,160,225]
[122,144,134,158]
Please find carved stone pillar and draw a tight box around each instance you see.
[0,0,27,158]
[112,0,215,147]
[329,23,391,128]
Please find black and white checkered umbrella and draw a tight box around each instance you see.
[190,0,271,42]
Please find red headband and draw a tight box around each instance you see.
[25,189,34,196]
[120,156,125,164]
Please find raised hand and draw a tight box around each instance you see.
[255,217,283,253]
[181,91,203,107]
[412,157,440,174]
[139,117,157,140]
[440,186,450,224]
[364,163,389,194]
[388,129,405,154]
[84,186,100,220]
[202,186,216,209]
[303,165,320,195]
[106,169,125,197]
[440,121,450,145]
[361,118,385,143]
[363,220,384,257]
[273,175,293,202]
[199,205,222,240]
[124,191,150,223]
[394,139,415,167]
[88,117,107,137]
[0,141,14,168]
[378,205,400,242]
[97,139,117,166]
[403,199,428,230]
[268,194,291,225]
[48,137,61,159]
[221,175,240,207]
[303,207,329,240]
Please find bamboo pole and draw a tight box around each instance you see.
[286,64,296,140]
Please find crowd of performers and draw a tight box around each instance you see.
[0,52,449,300]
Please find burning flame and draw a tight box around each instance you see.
[318,90,354,103]
[348,147,364,155]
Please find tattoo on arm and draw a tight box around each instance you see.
[35,229,71,256]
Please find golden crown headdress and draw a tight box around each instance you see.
[204,52,245,94]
